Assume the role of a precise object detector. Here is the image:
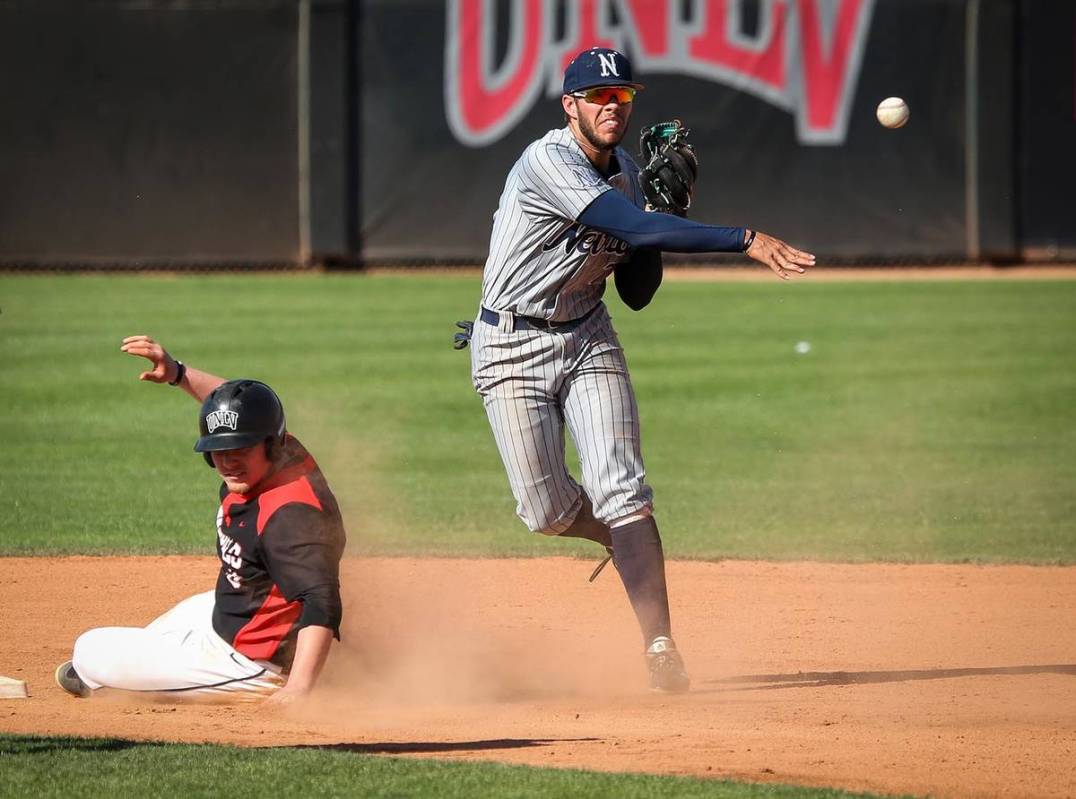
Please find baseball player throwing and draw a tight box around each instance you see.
[54,336,346,704]
[465,48,814,692]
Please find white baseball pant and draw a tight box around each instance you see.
[72,591,284,701]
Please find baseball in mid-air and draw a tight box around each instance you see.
[876,97,910,129]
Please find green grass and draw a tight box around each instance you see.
[0,734,902,799]
[1,273,1074,562]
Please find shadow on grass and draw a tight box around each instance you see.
[700,664,1076,692]
[1,734,603,758]
[0,736,145,755]
[282,738,601,755]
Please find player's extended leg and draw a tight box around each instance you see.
[560,309,689,692]
[472,322,596,535]
[62,591,283,701]
[559,343,668,640]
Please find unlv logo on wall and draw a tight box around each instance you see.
[445,0,875,147]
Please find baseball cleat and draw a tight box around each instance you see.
[54,660,90,698]
[646,636,690,693]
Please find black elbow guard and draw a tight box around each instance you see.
[614,247,663,311]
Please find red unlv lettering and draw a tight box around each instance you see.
[445,0,874,147]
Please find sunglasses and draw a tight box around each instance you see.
[572,86,636,105]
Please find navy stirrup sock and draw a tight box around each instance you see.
[610,516,672,644]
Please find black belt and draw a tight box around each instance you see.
[480,305,598,333]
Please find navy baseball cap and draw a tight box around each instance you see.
[562,47,644,95]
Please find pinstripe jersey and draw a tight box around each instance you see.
[480,127,647,322]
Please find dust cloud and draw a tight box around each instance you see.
[301,557,644,720]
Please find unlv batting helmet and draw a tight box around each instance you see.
[194,379,286,467]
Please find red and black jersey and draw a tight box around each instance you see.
[211,435,345,671]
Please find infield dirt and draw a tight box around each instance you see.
[3,556,1075,798]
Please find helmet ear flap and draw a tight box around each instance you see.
[203,452,215,468]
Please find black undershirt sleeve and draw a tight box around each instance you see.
[614,247,663,310]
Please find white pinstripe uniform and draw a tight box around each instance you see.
[471,127,652,534]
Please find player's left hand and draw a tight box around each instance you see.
[120,334,180,383]
[744,231,816,280]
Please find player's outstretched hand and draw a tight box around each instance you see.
[264,684,310,708]
[745,231,816,280]
[120,334,180,384]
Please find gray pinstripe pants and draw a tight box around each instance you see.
[471,303,653,533]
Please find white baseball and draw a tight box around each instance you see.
[876,97,910,129]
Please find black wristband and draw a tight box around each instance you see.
[743,229,757,252]
[168,360,186,386]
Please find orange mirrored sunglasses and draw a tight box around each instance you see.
[571,86,636,105]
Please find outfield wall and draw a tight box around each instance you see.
[0,0,1072,267]
[0,3,301,266]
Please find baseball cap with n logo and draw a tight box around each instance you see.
[562,47,645,95]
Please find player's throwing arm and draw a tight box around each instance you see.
[633,117,815,279]
[574,186,816,278]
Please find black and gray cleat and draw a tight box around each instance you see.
[54,660,90,698]
[646,636,690,693]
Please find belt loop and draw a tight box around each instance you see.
[497,310,514,334]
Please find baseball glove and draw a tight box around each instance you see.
[638,120,698,216]
[453,320,474,350]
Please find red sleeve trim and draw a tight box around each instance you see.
[231,584,302,662]
[256,476,323,535]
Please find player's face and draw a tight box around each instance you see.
[211,443,274,494]
[570,86,634,150]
